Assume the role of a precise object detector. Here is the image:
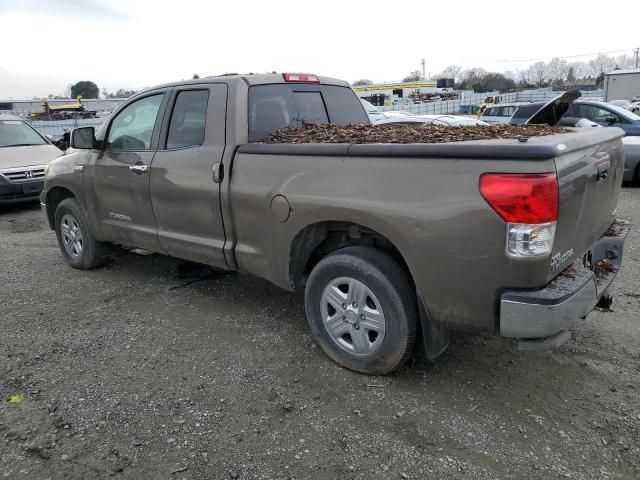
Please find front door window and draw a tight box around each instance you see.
[107,94,164,150]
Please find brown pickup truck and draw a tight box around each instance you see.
[41,73,629,373]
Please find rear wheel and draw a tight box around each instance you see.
[54,198,106,269]
[304,246,417,374]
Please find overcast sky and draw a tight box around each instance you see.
[2,0,639,98]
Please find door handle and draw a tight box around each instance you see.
[212,162,224,183]
[129,164,149,174]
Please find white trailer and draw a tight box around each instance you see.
[603,69,640,102]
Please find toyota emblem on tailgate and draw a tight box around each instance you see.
[24,171,34,179]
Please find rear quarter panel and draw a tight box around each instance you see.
[230,144,559,333]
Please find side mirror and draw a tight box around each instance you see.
[605,116,617,125]
[71,127,96,149]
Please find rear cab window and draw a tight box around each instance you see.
[248,84,368,142]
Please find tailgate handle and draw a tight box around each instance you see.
[596,155,611,181]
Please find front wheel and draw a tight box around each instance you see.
[54,198,106,269]
[304,246,417,374]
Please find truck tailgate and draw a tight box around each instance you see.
[549,127,625,279]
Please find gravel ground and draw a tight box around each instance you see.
[1,188,639,480]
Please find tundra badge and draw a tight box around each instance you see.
[108,212,131,222]
[551,248,574,271]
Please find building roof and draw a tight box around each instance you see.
[605,68,640,76]
[0,113,22,121]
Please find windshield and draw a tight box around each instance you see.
[0,120,46,147]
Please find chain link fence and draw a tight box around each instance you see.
[379,89,605,116]
[2,99,126,140]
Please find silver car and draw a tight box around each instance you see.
[0,114,62,204]
[479,103,527,124]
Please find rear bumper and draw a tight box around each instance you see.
[499,219,629,339]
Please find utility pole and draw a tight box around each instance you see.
[635,48,639,69]
[421,58,426,81]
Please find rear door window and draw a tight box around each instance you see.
[248,84,368,142]
[512,104,542,120]
[166,90,210,149]
[500,106,516,117]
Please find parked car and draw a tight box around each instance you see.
[479,103,527,124]
[628,101,640,114]
[509,102,546,125]
[0,114,62,204]
[556,117,601,128]
[375,115,489,126]
[513,96,640,183]
[41,73,628,374]
[510,97,601,128]
[360,99,413,124]
[565,100,640,136]
[609,100,632,109]
[621,136,640,183]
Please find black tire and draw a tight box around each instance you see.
[54,198,106,269]
[304,246,417,374]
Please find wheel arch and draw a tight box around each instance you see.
[45,186,78,230]
[287,215,450,361]
[288,219,414,292]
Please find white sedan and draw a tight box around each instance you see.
[360,99,414,124]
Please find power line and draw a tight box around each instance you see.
[462,47,639,65]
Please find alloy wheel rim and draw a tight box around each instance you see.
[320,277,386,356]
[60,213,83,259]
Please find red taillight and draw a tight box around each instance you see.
[479,173,558,223]
[283,73,320,83]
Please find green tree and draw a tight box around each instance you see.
[70,81,100,99]
[352,79,373,86]
[402,70,423,82]
[482,73,516,92]
[193,73,200,79]
[104,89,138,98]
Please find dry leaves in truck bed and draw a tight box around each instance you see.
[267,123,567,144]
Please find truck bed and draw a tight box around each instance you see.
[234,127,625,333]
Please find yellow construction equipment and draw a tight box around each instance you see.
[30,96,97,120]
